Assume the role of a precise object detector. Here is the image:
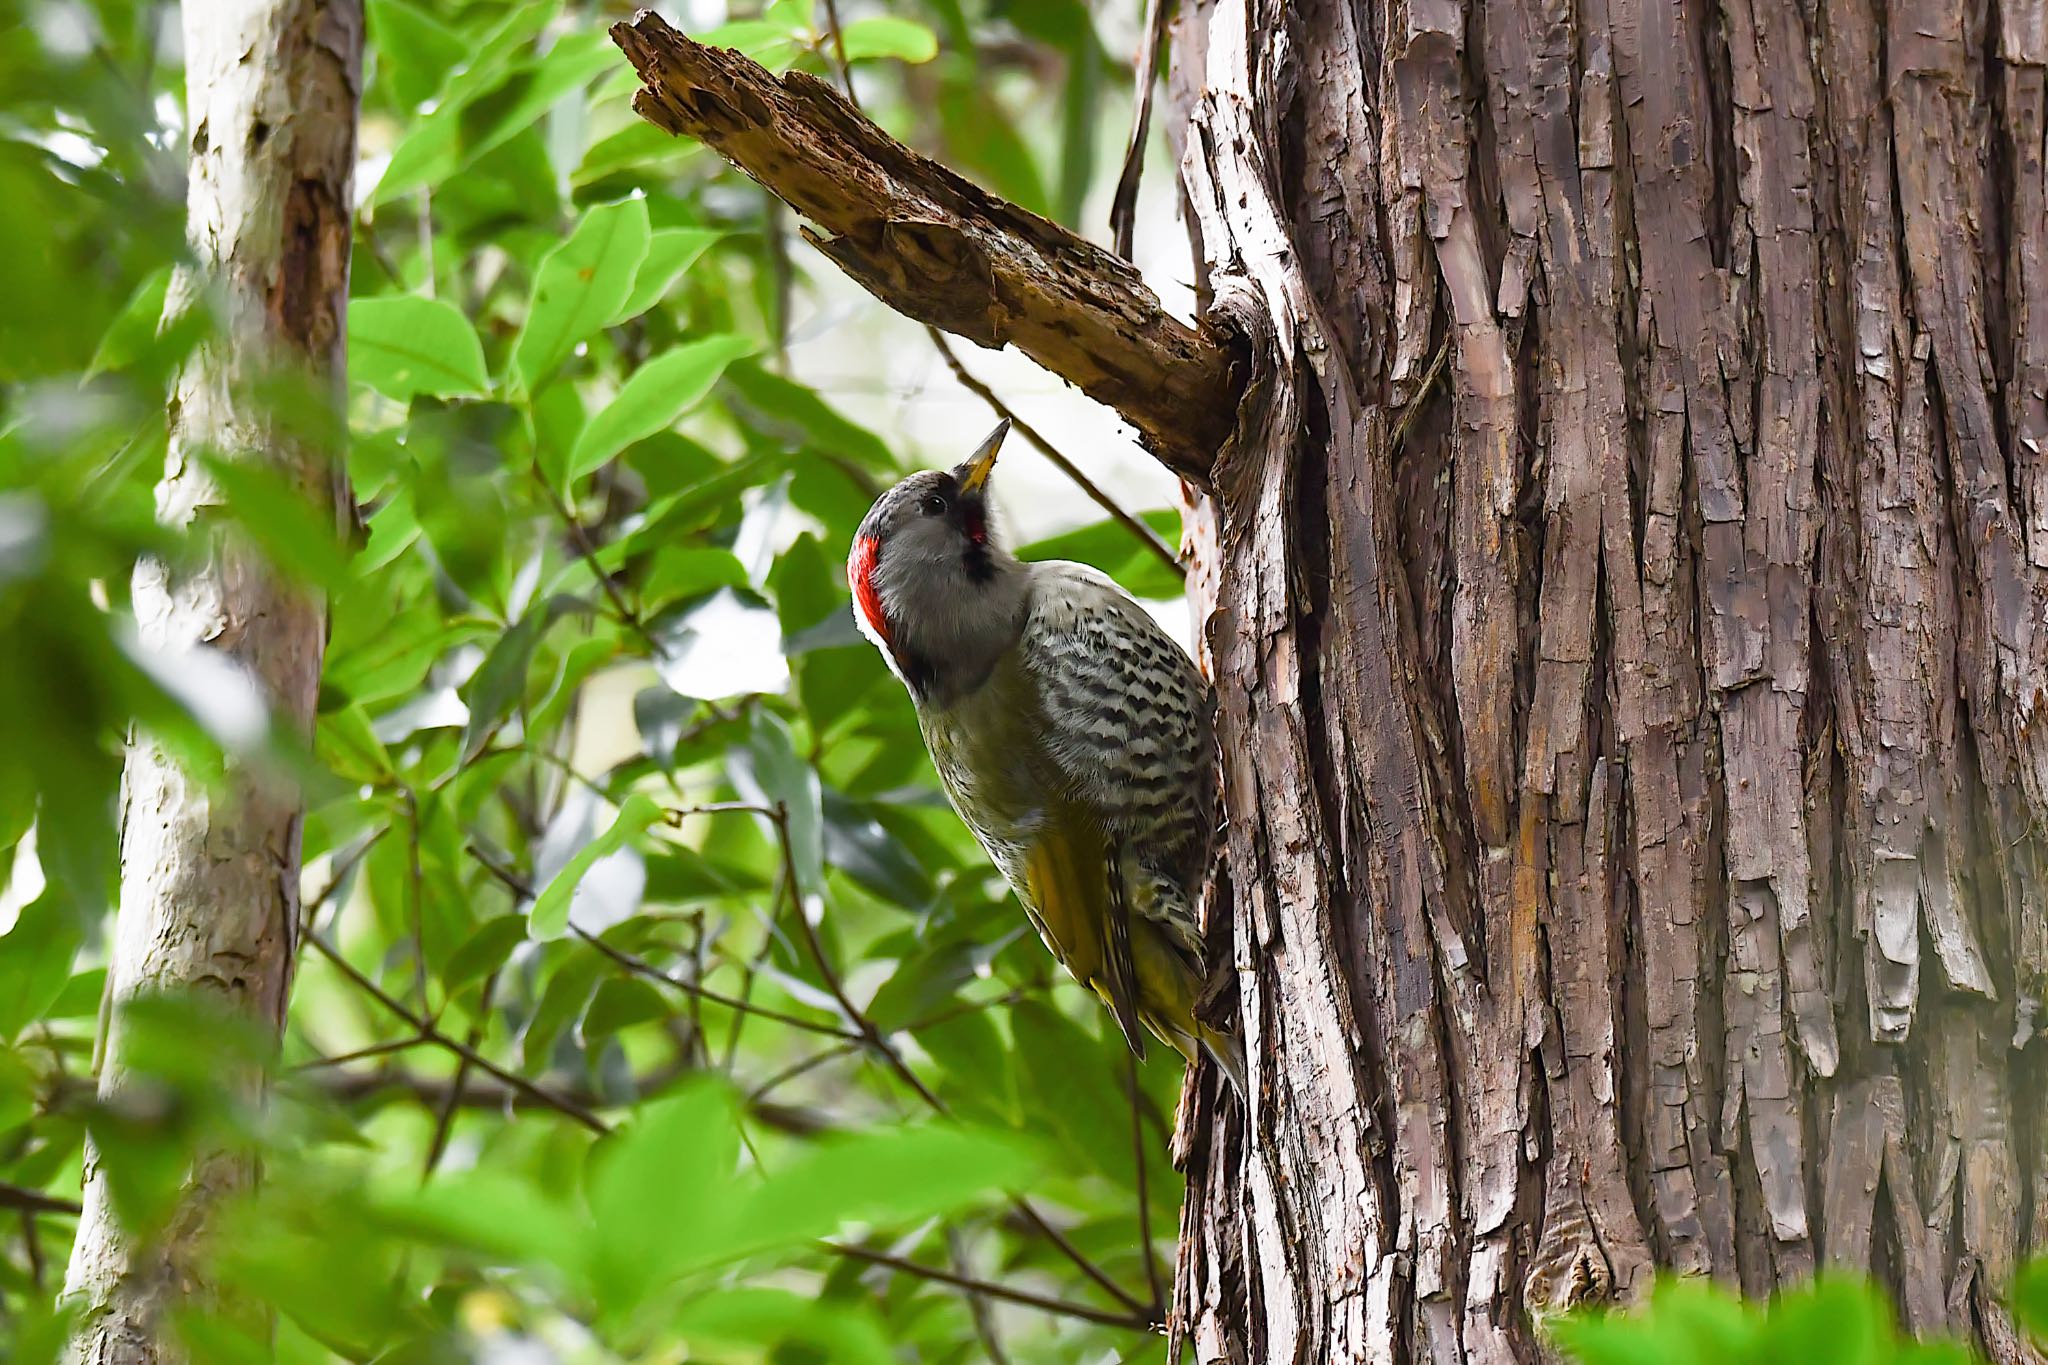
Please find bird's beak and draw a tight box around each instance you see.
[954,419,1009,495]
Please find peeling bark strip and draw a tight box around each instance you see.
[609,10,1237,482]
[60,2,361,1361]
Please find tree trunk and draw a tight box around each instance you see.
[1169,0,2048,1357]
[61,2,361,1359]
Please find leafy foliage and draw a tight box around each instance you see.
[0,1,1190,1360]
[1551,1276,2000,1365]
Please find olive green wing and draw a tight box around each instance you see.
[1019,805,1145,1058]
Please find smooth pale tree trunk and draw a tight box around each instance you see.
[61,2,360,1359]
[1166,0,2048,1359]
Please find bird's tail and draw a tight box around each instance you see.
[1199,1024,1248,1100]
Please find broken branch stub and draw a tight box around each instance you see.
[609,9,1236,482]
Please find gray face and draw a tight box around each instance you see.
[849,460,1029,702]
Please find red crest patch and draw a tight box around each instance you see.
[847,535,891,645]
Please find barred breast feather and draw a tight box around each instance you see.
[1014,562,1216,943]
[917,560,1220,1067]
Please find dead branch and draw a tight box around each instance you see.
[608,10,1237,483]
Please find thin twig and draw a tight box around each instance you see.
[462,839,858,1043]
[746,1041,860,1103]
[422,973,496,1180]
[825,1241,1158,1332]
[760,801,1152,1319]
[0,1183,80,1217]
[573,925,861,1042]
[949,1227,1013,1364]
[928,328,1183,577]
[1108,0,1173,260]
[663,800,779,822]
[300,829,383,944]
[305,932,609,1135]
[1125,1048,1166,1318]
[22,1210,43,1290]
[529,463,668,660]
[683,909,710,1067]
[767,802,947,1110]
[817,0,859,108]
[403,788,430,1011]
[766,194,792,371]
[293,1034,433,1071]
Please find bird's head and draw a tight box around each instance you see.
[847,419,1028,700]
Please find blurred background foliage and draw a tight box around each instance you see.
[1,0,1193,1359]
[4,1,2047,1363]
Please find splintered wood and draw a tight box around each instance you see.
[610,10,1238,482]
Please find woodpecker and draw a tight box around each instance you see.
[848,420,1244,1094]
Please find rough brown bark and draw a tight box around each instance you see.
[609,11,1237,482]
[1170,0,2048,1358]
[59,1,361,1360]
[611,1,2048,1358]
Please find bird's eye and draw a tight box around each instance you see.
[919,494,949,517]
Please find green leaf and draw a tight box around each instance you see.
[822,788,934,909]
[369,2,564,204]
[2016,1258,2048,1341]
[1551,1278,1758,1365]
[917,1007,1017,1123]
[642,545,750,607]
[937,71,1049,218]
[575,122,698,187]
[694,18,804,68]
[674,1290,893,1365]
[528,794,662,939]
[316,700,393,785]
[616,449,790,559]
[513,197,652,396]
[1013,998,1132,1185]
[459,610,547,762]
[730,711,824,895]
[585,1079,740,1317]
[769,532,839,640]
[1054,16,1103,224]
[724,1122,1036,1258]
[840,16,939,63]
[582,977,669,1044]
[0,891,82,1039]
[723,360,896,469]
[366,0,467,109]
[346,295,489,400]
[564,334,754,482]
[440,914,528,993]
[85,265,171,380]
[370,1167,588,1273]
[520,946,605,1067]
[453,33,618,177]
[608,227,721,325]
[1762,1278,1889,1365]
[1020,509,1185,600]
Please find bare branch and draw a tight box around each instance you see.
[0,1182,81,1218]
[304,931,611,1135]
[826,1240,1160,1332]
[609,9,1237,482]
[927,328,1184,577]
[1108,0,1172,260]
